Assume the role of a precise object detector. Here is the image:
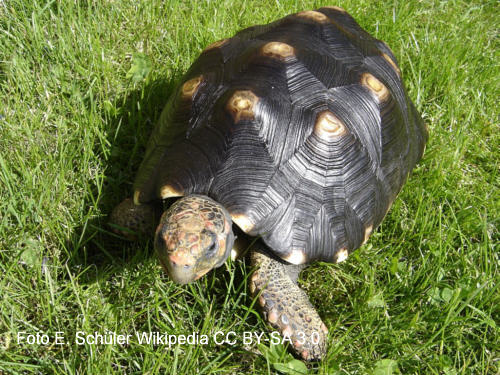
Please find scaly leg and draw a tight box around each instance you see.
[250,246,328,360]
[109,198,159,240]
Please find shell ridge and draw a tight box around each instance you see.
[327,85,382,170]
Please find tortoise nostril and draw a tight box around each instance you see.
[168,254,193,268]
[171,261,192,269]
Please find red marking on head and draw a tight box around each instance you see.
[174,211,191,220]
[189,244,199,254]
[187,234,199,243]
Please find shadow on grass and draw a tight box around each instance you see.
[64,76,176,282]
[63,74,253,298]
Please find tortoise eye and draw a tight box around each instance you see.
[202,229,219,255]
[208,240,218,253]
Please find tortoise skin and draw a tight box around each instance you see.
[134,8,427,264]
[155,195,234,284]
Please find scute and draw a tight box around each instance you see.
[295,10,329,23]
[226,90,259,123]
[133,8,427,264]
[261,42,295,59]
[314,110,347,140]
[181,76,203,100]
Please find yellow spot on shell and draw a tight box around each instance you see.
[313,111,347,141]
[231,213,255,233]
[226,90,259,123]
[361,73,390,102]
[181,76,203,100]
[382,53,401,76]
[203,38,229,52]
[296,10,329,23]
[261,42,295,59]
[284,249,306,265]
[160,184,184,199]
[363,224,373,245]
[335,248,349,263]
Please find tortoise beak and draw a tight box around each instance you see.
[158,253,197,285]
[166,263,197,284]
[157,252,211,284]
[166,262,211,284]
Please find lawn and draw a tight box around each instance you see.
[0,0,498,374]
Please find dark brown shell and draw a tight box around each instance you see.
[133,7,427,264]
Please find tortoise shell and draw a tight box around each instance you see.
[133,7,427,264]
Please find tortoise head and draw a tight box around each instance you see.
[155,195,234,284]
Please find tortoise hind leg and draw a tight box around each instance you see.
[109,198,159,240]
[250,246,328,361]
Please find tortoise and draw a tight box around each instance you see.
[110,7,427,360]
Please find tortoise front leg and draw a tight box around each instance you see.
[109,198,159,240]
[250,245,328,361]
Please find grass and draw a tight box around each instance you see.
[0,0,498,374]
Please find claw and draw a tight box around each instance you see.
[268,309,279,324]
[282,325,293,337]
